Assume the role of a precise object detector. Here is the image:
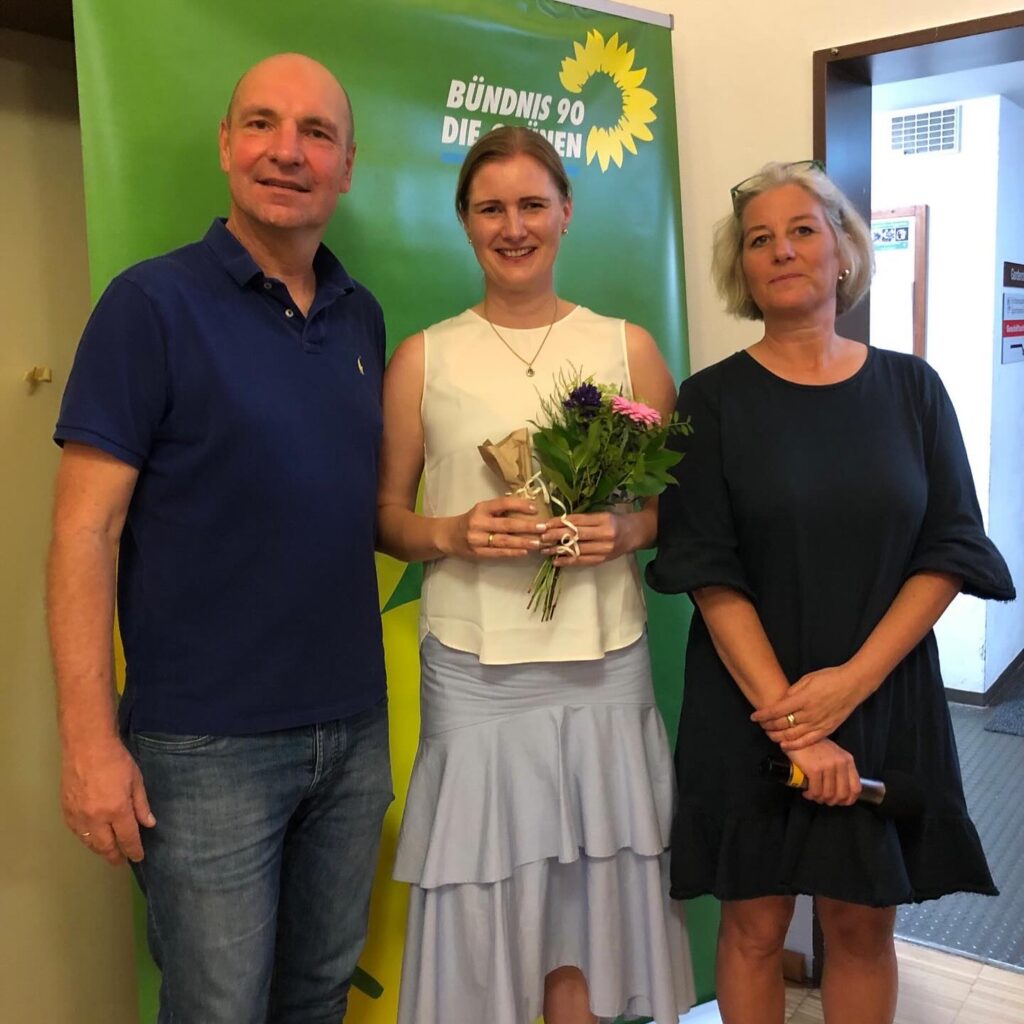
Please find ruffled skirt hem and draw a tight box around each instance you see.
[395,637,676,888]
[398,849,696,1024]
[670,802,998,908]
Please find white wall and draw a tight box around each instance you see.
[871,96,1001,693]
[612,0,1023,694]
[612,0,1024,372]
[866,92,1024,693]
[986,95,1024,685]
[871,96,999,513]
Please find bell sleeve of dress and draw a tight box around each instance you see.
[904,363,1015,601]
[645,366,757,602]
[54,274,168,469]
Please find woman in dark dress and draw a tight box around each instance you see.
[647,160,1015,1024]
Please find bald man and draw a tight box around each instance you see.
[48,54,391,1022]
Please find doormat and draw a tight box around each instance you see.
[984,698,1024,736]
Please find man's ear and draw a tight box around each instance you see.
[338,142,357,194]
[218,120,231,174]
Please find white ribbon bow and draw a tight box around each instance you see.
[512,471,579,557]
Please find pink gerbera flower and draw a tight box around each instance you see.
[611,395,662,427]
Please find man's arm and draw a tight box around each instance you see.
[47,442,155,865]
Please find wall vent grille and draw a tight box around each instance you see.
[890,107,961,155]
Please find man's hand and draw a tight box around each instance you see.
[61,738,155,866]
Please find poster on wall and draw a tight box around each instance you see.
[1003,292,1024,363]
[72,0,714,1018]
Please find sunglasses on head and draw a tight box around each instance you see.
[730,159,826,210]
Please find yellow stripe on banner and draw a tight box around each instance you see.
[347,574,421,1024]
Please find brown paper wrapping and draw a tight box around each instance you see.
[478,428,552,522]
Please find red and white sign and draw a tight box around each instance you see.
[1003,319,1024,337]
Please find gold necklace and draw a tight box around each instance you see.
[484,297,558,377]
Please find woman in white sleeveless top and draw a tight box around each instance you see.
[378,126,695,1024]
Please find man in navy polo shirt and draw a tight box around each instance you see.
[47,53,391,1022]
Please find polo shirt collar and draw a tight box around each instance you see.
[311,239,355,304]
[203,218,355,299]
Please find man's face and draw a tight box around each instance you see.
[219,55,354,236]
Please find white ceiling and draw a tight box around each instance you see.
[874,59,1024,113]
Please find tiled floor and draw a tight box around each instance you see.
[782,939,1024,1023]
[895,700,1024,969]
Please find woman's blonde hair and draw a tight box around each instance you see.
[712,161,874,321]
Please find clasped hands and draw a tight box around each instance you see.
[751,664,875,806]
[447,496,630,566]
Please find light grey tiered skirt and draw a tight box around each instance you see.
[394,634,695,1024]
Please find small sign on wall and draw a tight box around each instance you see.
[1005,261,1024,288]
[873,219,911,250]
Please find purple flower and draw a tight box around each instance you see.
[563,382,603,417]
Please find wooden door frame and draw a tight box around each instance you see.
[811,10,1024,344]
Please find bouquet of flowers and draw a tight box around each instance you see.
[524,366,693,620]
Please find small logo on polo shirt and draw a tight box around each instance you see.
[357,356,365,375]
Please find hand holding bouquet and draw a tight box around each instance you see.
[525,366,693,620]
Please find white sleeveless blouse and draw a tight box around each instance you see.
[419,305,647,664]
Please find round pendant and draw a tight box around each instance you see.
[526,367,535,377]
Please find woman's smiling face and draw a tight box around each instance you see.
[462,153,572,296]
[740,183,844,322]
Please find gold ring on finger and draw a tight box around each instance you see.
[786,712,797,728]
[487,533,494,547]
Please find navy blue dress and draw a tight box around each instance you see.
[647,346,1015,906]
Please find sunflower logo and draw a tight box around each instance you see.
[559,29,657,172]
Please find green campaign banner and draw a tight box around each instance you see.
[72,0,716,1018]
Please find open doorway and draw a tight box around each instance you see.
[812,12,1024,974]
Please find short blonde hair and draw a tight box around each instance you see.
[712,161,874,321]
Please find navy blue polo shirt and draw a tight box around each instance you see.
[56,219,387,735]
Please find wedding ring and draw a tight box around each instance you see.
[487,533,494,547]
[786,713,797,728]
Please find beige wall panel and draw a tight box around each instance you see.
[0,27,137,1024]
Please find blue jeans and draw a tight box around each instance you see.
[127,699,392,1024]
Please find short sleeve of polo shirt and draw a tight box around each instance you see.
[55,275,167,469]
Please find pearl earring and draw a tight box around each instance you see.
[838,268,851,282]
